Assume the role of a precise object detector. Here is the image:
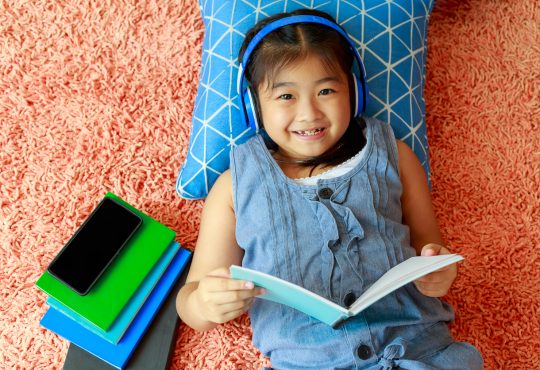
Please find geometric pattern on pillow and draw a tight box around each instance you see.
[177,0,435,199]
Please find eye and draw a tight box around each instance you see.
[319,88,335,96]
[278,94,293,100]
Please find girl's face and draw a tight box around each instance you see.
[257,54,351,162]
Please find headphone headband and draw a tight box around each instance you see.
[238,15,366,94]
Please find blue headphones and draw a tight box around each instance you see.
[237,15,369,132]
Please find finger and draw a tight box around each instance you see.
[415,275,446,285]
[212,306,252,324]
[421,243,443,256]
[217,297,254,313]
[415,281,449,297]
[416,266,453,280]
[415,279,446,292]
[416,267,456,283]
[202,276,256,293]
[209,288,265,305]
[208,297,259,324]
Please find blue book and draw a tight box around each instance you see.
[40,247,191,369]
[231,254,464,327]
[47,241,181,344]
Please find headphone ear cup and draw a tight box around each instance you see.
[243,88,259,131]
[352,74,367,117]
[353,73,369,117]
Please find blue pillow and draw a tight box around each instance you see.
[177,0,435,199]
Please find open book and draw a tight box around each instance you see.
[230,254,463,327]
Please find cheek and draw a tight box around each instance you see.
[341,94,352,116]
[324,97,350,122]
[338,98,352,124]
[260,102,290,128]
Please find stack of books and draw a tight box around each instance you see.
[36,193,191,369]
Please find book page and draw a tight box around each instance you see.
[349,254,464,314]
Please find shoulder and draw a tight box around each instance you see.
[363,117,398,150]
[214,169,232,186]
[232,134,263,153]
[396,140,414,158]
[395,140,428,188]
[206,169,233,211]
[396,140,419,167]
[362,117,400,167]
[211,169,232,194]
[363,116,392,133]
[230,134,264,167]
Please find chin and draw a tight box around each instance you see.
[297,150,327,159]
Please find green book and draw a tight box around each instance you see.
[36,192,176,331]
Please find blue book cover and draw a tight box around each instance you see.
[40,246,191,369]
[47,241,181,344]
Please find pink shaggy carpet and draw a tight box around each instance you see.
[0,0,538,369]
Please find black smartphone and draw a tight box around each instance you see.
[48,197,142,295]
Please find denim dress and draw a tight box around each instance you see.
[230,117,483,370]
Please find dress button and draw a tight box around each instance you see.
[343,292,356,307]
[357,344,372,360]
[318,187,333,199]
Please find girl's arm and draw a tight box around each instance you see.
[176,170,263,331]
[397,140,444,251]
[397,140,457,297]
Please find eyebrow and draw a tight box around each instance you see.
[271,76,341,90]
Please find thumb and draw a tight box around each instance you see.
[421,243,442,256]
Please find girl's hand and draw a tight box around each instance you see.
[414,244,457,297]
[193,267,264,324]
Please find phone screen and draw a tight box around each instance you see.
[48,197,142,295]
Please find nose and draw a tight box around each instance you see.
[296,96,322,122]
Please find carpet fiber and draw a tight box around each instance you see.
[1,0,538,369]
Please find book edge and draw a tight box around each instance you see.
[230,265,347,313]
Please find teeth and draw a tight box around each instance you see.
[297,128,323,136]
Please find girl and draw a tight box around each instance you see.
[177,9,483,369]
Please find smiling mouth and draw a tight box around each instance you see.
[295,128,325,136]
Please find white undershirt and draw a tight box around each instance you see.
[292,142,367,186]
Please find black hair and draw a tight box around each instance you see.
[238,9,366,170]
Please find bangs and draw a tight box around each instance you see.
[253,49,347,93]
